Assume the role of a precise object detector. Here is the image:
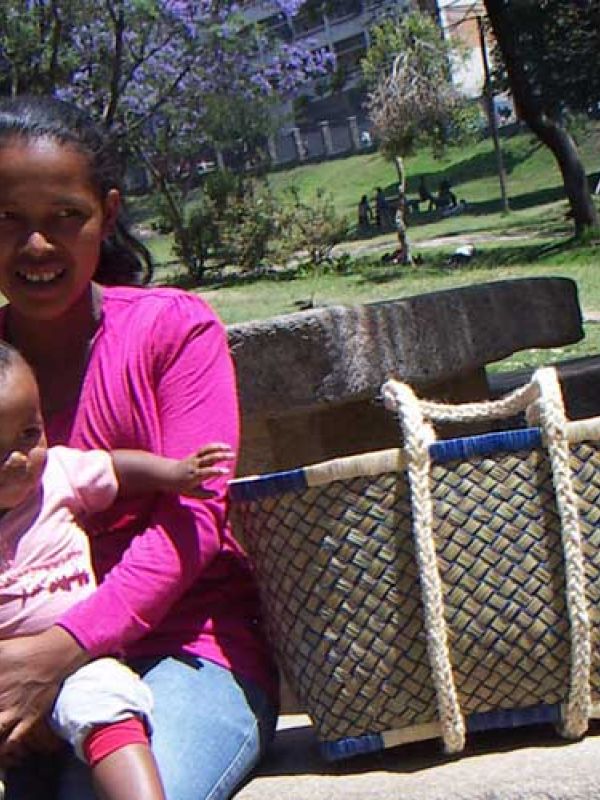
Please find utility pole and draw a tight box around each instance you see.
[477,14,510,213]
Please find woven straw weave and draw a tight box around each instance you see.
[230,372,600,759]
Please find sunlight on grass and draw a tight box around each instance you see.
[488,322,600,373]
[139,123,600,374]
[194,238,599,336]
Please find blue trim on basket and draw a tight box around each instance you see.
[319,704,561,761]
[229,468,308,502]
[466,703,561,733]
[229,428,544,502]
[320,733,384,760]
[430,428,542,465]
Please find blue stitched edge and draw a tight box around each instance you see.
[319,703,561,761]
[229,428,543,502]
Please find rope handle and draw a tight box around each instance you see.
[382,377,465,752]
[383,372,540,430]
[381,367,591,749]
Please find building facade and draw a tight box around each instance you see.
[243,0,436,165]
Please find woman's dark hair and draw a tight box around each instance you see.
[0,95,153,286]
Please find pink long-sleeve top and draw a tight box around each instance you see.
[0,286,276,697]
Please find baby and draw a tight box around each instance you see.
[0,341,234,800]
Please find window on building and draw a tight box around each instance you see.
[292,0,326,36]
[261,13,294,42]
[333,33,367,72]
[325,0,363,23]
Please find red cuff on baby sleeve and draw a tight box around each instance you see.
[83,717,149,767]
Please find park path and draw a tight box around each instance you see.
[336,230,538,260]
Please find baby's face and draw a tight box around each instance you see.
[0,360,47,511]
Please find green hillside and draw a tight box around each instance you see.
[146,125,600,358]
[266,124,599,227]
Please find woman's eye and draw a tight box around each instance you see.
[0,210,17,221]
[57,209,84,219]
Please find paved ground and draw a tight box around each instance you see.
[583,310,600,324]
[334,228,540,261]
[239,714,600,799]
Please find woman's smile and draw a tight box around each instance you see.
[16,267,67,285]
[0,137,119,322]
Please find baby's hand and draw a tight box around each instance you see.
[173,443,235,498]
[1,451,29,475]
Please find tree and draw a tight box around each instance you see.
[492,0,600,121]
[0,0,332,276]
[484,0,599,235]
[0,1,82,95]
[362,10,471,264]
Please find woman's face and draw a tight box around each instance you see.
[0,360,47,511]
[0,136,119,322]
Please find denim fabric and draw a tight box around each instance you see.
[6,656,278,800]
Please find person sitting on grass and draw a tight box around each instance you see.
[0,92,278,800]
[418,176,437,211]
[375,187,392,228]
[0,341,234,800]
[437,178,458,209]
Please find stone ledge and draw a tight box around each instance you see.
[229,277,583,474]
[238,714,600,800]
[228,277,583,417]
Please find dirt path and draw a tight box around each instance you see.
[416,232,538,249]
[335,230,538,260]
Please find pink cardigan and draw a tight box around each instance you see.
[1,287,276,696]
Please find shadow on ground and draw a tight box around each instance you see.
[255,719,600,778]
[351,234,588,288]
[159,265,301,291]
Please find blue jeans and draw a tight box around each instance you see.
[6,656,278,800]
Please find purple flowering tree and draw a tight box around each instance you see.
[0,0,332,273]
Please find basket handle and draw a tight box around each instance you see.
[381,367,591,746]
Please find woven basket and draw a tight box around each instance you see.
[230,367,600,760]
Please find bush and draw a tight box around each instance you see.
[275,187,350,305]
[173,199,220,278]
[219,188,280,272]
[278,187,349,268]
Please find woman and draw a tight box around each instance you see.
[0,94,278,799]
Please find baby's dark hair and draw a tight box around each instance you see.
[0,340,29,382]
[0,95,153,286]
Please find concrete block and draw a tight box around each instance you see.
[229,277,582,417]
[229,277,583,474]
[490,355,600,421]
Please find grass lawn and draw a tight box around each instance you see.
[193,233,600,372]
[143,122,600,373]
[263,122,600,228]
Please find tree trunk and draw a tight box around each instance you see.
[393,155,406,193]
[104,1,125,127]
[527,117,597,235]
[135,147,204,280]
[484,0,599,235]
[48,1,63,91]
[393,155,414,265]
